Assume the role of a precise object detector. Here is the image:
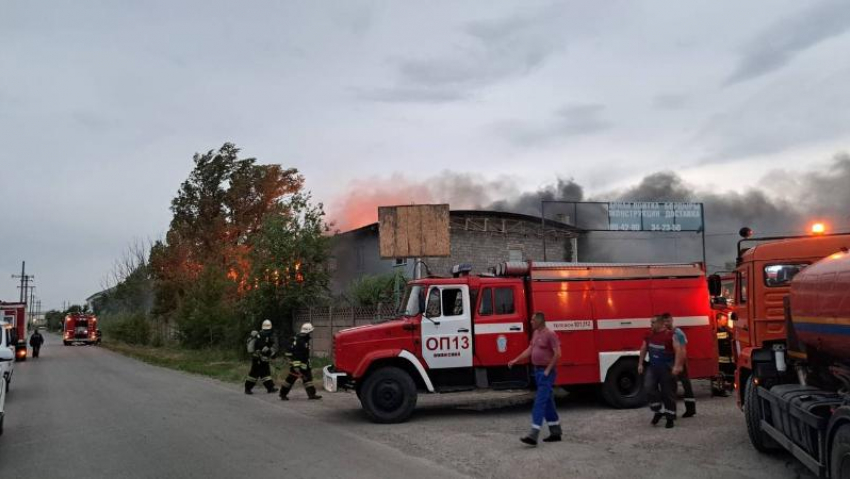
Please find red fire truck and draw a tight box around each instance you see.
[1,302,27,361]
[324,261,718,423]
[63,313,98,346]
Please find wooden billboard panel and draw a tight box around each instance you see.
[379,204,450,258]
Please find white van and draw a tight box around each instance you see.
[0,320,16,435]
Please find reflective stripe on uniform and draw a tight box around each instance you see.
[259,376,272,382]
[246,376,258,383]
[303,381,313,388]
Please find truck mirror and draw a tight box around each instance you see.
[708,274,722,297]
[710,296,729,310]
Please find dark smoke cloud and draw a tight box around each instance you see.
[488,178,584,216]
[580,153,850,269]
[332,153,850,271]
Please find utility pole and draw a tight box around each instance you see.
[29,287,36,325]
[12,261,34,306]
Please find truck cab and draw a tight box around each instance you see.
[727,232,850,405]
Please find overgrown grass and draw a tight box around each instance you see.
[103,341,332,385]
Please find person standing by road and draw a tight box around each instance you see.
[279,323,322,401]
[508,312,562,446]
[638,315,685,428]
[663,313,696,417]
[244,320,279,395]
[29,329,44,358]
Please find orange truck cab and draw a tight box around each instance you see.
[326,261,718,423]
[724,231,850,406]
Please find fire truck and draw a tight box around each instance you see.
[63,313,98,345]
[1,302,27,362]
[324,261,718,423]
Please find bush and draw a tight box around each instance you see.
[104,312,152,345]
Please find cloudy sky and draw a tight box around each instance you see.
[2,1,850,308]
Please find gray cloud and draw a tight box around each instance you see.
[355,86,469,104]
[494,104,611,146]
[726,0,850,84]
[360,4,568,103]
[652,94,689,110]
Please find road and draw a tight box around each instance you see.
[1,334,814,479]
[0,334,465,479]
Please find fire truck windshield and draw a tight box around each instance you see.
[398,285,425,317]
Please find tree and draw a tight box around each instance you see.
[242,193,332,337]
[147,143,329,349]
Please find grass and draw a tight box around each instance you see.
[102,340,332,386]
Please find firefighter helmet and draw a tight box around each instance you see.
[262,320,272,330]
[300,323,314,334]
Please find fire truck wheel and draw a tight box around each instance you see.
[63,341,70,346]
[831,423,850,479]
[360,366,417,424]
[601,358,645,409]
[744,376,779,453]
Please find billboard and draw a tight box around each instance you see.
[607,202,703,232]
[379,204,451,258]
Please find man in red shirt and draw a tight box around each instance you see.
[509,312,562,446]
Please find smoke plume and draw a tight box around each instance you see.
[329,152,850,270]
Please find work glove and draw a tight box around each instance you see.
[262,346,270,354]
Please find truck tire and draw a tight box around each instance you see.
[63,341,70,346]
[601,358,645,409]
[360,366,417,424]
[831,423,850,479]
[744,377,779,453]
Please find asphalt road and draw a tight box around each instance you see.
[0,334,816,479]
[0,334,465,479]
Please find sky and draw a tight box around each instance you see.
[2,0,850,309]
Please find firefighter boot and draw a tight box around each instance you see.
[543,424,562,442]
[244,381,254,395]
[683,400,696,418]
[279,382,291,401]
[306,385,322,400]
[665,414,675,429]
[651,412,664,425]
[520,428,540,446]
[263,380,279,394]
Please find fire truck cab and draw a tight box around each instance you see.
[63,314,98,346]
[1,302,26,362]
[325,261,718,423]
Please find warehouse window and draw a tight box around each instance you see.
[494,287,515,314]
[508,247,523,262]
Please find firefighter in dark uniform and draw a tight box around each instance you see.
[279,323,322,401]
[638,315,685,428]
[244,320,279,395]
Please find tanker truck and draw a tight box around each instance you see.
[744,249,850,478]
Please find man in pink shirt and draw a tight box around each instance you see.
[508,312,562,446]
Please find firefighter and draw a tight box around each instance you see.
[244,320,279,395]
[638,315,685,428]
[279,323,322,401]
[29,329,44,358]
[663,314,696,418]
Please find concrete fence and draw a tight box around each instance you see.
[293,304,396,358]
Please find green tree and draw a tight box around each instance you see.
[242,193,331,338]
[347,271,407,307]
